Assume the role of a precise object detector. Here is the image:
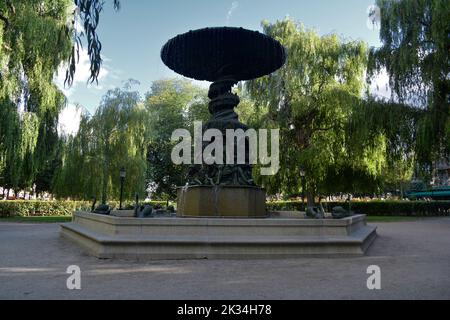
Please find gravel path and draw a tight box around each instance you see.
[1,218,449,300]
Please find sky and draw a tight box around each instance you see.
[56,0,385,135]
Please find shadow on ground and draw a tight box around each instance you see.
[0,218,449,299]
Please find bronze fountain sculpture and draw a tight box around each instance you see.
[161,27,286,217]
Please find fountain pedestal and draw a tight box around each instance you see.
[177,186,267,218]
[176,76,267,218]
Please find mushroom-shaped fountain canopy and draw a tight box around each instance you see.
[161,27,286,82]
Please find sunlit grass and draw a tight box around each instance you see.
[0,216,72,223]
[366,216,419,222]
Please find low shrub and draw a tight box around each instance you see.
[0,200,91,217]
[267,200,450,217]
[2,200,448,218]
[0,200,173,217]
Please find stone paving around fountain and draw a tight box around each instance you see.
[1,218,450,299]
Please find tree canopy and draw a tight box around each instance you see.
[53,79,210,201]
[0,0,117,197]
[0,0,72,195]
[1,2,448,202]
[53,84,147,202]
[246,19,387,203]
[369,0,450,164]
[145,79,208,199]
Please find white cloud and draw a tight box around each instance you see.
[54,47,111,98]
[369,68,391,99]
[369,69,428,108]
[226,1,239,25]
[367,4,381,31]
[74,17,84,34]
[58,104,83,136]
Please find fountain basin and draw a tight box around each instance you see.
[60,212,377,260]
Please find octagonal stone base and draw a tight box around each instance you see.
[60,212,377,260]
[177,186,267,218]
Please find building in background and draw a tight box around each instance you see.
[432,159,450,187]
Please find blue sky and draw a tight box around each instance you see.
[56,0,383,134]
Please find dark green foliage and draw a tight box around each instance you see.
[369,0,450,164]
[3,199,448,218]
[0,1,73,195]
[52,85,147,203]
[246,19,383,203]
[267,200,450,217]
[145,79,209,198]
[0,0,119,197]
[0,200,91,217]
[0,200,169,217]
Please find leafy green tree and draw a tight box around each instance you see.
[247,19,384,204]
[0,0,119,195]
[0,0,72,192]
[93,88,144,203]
[145,79,208,199]
[52,118,93,199]
[347,97,424,197]
[53,79,208,202]
[53,85,147,203]
[35,137,64,196]
[369,0,450,165]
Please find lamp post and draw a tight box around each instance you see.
[299,166,306,205]
[119,167,126,210]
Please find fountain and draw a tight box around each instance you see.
[60,27,377,259]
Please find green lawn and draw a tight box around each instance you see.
[365,216,419,222]
[0,216,72,223]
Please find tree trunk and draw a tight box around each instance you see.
[101,164,108,205]
[306,190,315,207]
[101,142,110,205]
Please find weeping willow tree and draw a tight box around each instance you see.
[246,19,386,203]
[348,98,424,197]
[0,0,119,195]
[53,85,148,203]
[368,0,450,167]
[0,0,73,195]
[53,79,209,201]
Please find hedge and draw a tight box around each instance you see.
[1,200,449,218]
[0,200,170,217]
[267,200,450,217]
